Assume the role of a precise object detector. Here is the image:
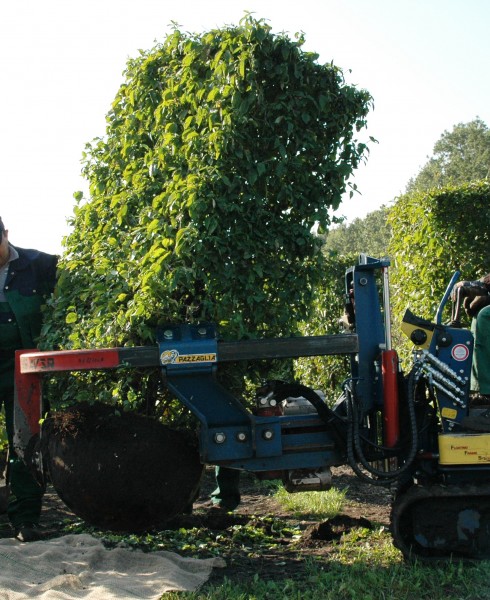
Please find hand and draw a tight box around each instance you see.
[451,281,470,301]
[451,280,488,301]
[465,294,490,318]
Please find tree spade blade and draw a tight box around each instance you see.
[41,402,203,532]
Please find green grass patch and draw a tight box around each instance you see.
[274,485,347,519]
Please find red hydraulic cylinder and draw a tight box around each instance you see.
[382,349,400,448]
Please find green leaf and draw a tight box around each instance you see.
[239,55,246,78]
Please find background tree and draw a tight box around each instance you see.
[406,118,490,193]
[42,16,373,410]
[322,205,392,258]
[296,206,392,395]
[386,118,490,366]
[303,118,490,382]
[388,180,490,366]
[294,251,357,396]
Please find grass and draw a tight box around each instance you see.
[274,485,347,519]
[64,475,490,599]
[161,485,490,599]
[165,534,490,600]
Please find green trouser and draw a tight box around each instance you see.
[471,305,490,395]
[0,303,43,528]
[210,466,241,510]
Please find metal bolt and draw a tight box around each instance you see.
[163,329,173,340]
[262,430,274,440]
[359,277,368,286]
[214,432,226,444]
[236,432,247,442]
[198,327,207,336]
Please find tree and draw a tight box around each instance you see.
[406,118,490,193]
[387,181,490,365]
[294,250,358,396]
[322,205,392,258]
[42,16,373,409]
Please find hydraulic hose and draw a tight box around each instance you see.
[262,380,347,452]
[344,370,419,486]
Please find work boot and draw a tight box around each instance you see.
[462,408,490,432]
[14,523,42,543]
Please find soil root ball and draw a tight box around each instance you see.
[40,402,204,532]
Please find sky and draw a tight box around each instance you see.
[1,0,489,255]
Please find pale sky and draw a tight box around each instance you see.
[1,0,489,255]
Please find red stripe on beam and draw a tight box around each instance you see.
[19,349,122,373]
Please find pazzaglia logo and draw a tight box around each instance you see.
[160,350,216,364]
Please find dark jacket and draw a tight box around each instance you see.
[3,246,58,348]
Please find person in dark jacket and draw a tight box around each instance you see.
[0,217,58,541]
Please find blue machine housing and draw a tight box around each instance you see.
[157,323,344,470]
[156,257,392,474]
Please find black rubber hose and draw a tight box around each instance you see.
[263,380,347,452]
[345,369,419,485]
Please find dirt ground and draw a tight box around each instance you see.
[0,464,393,584]
[195,465,392,584]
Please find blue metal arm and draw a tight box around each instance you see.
[436,271,461,325]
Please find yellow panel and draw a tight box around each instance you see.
[400,321,434,350]
[439,433,490,465]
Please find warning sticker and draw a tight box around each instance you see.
[451,344,470,362]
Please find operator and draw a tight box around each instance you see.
[0,217,58,541]
[452,274,490,430]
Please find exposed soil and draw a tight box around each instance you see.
[0,460,393,584]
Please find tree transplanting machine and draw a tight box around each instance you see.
[13,255,490,560]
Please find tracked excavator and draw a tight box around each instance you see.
[12,255,490,560]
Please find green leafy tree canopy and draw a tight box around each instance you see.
[44,16,372,364]
[406,118,490,193]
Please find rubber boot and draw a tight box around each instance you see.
[210,467,241,510]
